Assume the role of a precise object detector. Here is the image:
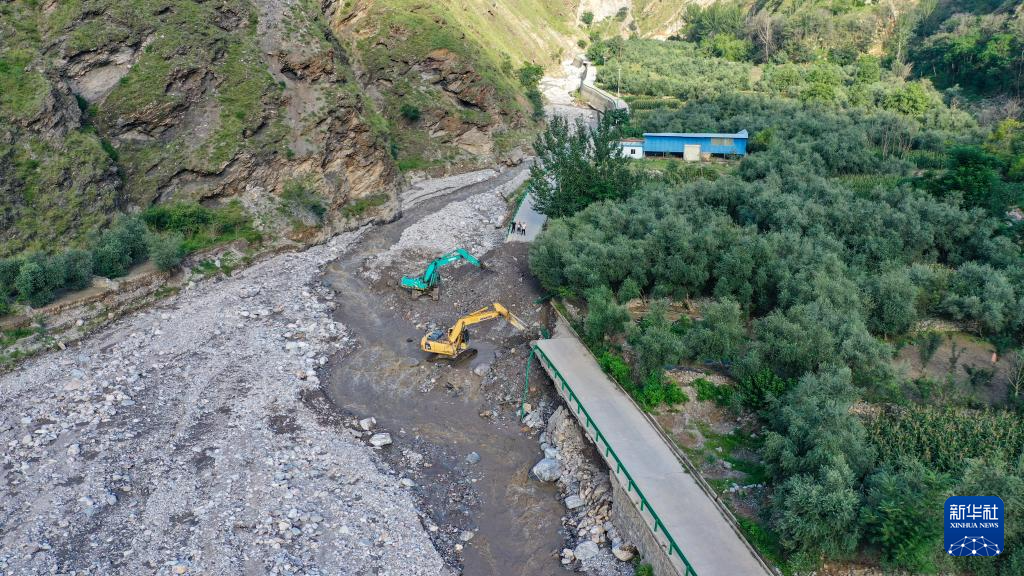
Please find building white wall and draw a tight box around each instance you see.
[620,144,644,159]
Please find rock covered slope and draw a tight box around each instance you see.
[324,0,579,172]
[0,228,448,575]
[1,0,572,257]
[1,0,399,256]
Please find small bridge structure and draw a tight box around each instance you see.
[531,334,773,576]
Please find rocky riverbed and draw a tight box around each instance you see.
[0,229,448,576]
[1,157,630,576]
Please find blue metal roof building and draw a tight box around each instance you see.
[642,130,749,157]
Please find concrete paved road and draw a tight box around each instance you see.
[535,337,773,576]
[506,192,546,243]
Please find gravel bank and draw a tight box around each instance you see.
[0,231,448,576]
[362,191,510,282]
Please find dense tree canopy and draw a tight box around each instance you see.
[530,23,1024,570]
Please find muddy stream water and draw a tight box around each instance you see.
[319,174,567,576]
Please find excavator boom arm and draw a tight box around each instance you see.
[401,248,482,291]
[422,302,525,357]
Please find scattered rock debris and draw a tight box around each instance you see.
[540,407,635,575]
[0,230,448,576]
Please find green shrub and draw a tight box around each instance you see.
[682,298,745,363]
[631,371,688,409]
[142,202,214,236]
[916,331,943,365]
[281,179,327,223]
[142,201,259,252]
[861,459,949,572]
[737,367,792,410]
[617,277,641,301]
[342,193,389,218]
[693,377,734,405]
[517,63,544,89]
[92,235,133,278]
[584,286,629,345]
[0,293,10,316]
[580,11,593,26]
[598,351,632,387]
[0,258,22,296]
[399,103,421,122]
[628,300,683,384]
[526,88,544,120]
[15,261,51,307]
[148,232,185,272]
[92,216,150,278]
[59,249,94,291]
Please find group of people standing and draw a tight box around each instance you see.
[509,221,528,236]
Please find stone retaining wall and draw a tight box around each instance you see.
[609,472,682,576]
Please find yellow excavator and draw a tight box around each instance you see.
[420,303,526,359]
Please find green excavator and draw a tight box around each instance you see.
[400,248,482,297]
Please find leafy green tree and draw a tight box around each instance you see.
[15,260,50,307]
[700,34,751,62]
[941,262,1016,335]
[528,113,639,218]
[867,268,919,337]
[883,82,933,117]
[92,236,133,279]
[764,369,873,558]
[861,459,950,572]
[627,300,682,383]
[617,277,641,302]
[750,305,838,379]
[911,14,1024,99]
[762,369,875,481]
[92,216,149,278]
[927,146,1016,215]
[772,466,863,559]
[149,232,186,272]
[517,63,544,89]
[682,298,745,363]
[684,1,745,42]
[59,249,93,291]
[583,286,629,345]
[0,258,22,296]
[736,366,791,410]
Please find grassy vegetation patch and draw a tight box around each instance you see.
[341,193,389,218]
[0,49,49,121]
[142,200,261,254]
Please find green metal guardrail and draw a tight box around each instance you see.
[530,344,699,576]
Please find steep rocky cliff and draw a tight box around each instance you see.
[324,0,579,173]
[0,0,587,258]
[1,0,398,256]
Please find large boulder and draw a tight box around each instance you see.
[574,540,599,561]
[531,457,561,482]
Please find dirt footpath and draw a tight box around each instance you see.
[0,230,447,576]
